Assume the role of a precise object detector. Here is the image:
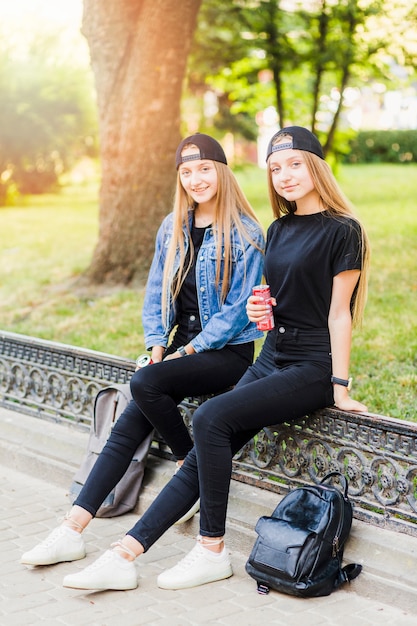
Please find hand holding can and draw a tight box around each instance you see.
[252,285,275,331]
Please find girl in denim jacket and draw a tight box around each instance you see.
[21,133,265,568]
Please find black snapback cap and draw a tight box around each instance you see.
[266,126,324,161]
[176,133,227,169]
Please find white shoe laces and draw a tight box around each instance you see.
[174,542,206,572]
[197,534,224,547]
[37,526,67,549]
[174,536,224,572]
[62,513,84,532]
[81,550,116,573]
[111,540,137,559]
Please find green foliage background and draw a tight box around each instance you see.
[0,30,97,203]
[0,1,416,420]
[344,130,417,163]
[0,163,416,421]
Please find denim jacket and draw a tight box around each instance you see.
[143,211,265,353]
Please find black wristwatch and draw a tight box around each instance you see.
[331,376,353,391]
[177,346,188,357]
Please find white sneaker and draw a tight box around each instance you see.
[157,541,233,590]
[63,550,138,591]
[174,463,200,524]
[21,526,86,566]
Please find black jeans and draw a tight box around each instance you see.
[73,337,253,516]
[126,325,334,549]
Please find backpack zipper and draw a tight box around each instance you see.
[331,489,345,558]
[316,484,346,558]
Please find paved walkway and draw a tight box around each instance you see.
[1,464,416,626]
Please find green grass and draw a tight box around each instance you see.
[337,165,417,420]
[1,163,416,420]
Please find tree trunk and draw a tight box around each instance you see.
[311,0,329,134]
[265,0,286,128]
[323,2,357,156]
[82,0,202,284]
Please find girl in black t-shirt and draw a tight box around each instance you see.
[250,125,370,414]
[40,127,370,594]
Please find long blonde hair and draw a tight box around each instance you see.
[161,157,264,328]
[267,142,370,326]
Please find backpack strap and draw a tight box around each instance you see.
[320,471,349,498]
[256,563,362,596]
[256,583,270,595]
[335,562,363,589]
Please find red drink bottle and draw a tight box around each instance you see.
[252,285,275,331]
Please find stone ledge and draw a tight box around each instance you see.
[1,406,417,611]
[2,330,416,534]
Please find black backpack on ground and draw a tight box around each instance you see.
[69,383,153,518]
[245,472,362,597]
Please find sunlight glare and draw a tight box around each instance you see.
[0,0,87,63]
[0,0,83,26]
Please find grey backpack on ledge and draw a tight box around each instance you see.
[69,383,153,517]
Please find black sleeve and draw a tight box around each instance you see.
[332,219,363,276]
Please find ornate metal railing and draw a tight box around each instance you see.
[1,330,416,535]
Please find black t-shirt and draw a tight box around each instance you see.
[174,222,254,359]
[176,223,207,328]
[264,211,363,330]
